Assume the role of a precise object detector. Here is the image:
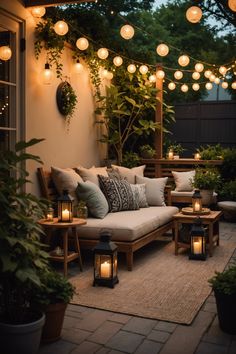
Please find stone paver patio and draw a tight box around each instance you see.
[39,221,236,354]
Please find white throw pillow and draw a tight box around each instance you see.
[172,170,195,192]
[136,175,168,206]
[51,166,83,201]
[111,164,146,184]
[130,183,149,208]
[76,166,108,186]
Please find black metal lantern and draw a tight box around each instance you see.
[93,230,119,288]
[189,217,206,260]
[57,189,74,223]
[192,189,202,213]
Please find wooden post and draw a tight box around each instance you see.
[155,63,163,177]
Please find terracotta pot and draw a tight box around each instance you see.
[41,302,67,343]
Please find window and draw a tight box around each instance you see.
[0,11,25,152]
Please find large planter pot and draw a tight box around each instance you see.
[214,290,236,334]
[41,302,67,343]
[200,189,214,206]
[0,312,45,354]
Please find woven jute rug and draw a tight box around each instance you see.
[70,239,235,325]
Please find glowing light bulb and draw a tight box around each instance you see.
[228,0,236,12]
[174,70,183,80]
[204,70,212,78]
[127,64,136,73]
[168,82,176,90]
[195,63,204,72]
[192,72,200,80]
[156,69,165,79]
[219,66,227,75]
[205,82,213,90]
[41,63,53,85]
[186,6,202,23]
[120,24,135,40]
[139,65,148,75]
[97,48,109,59]
[54,21,68,36]
[149,74,156,83]
[106,72,114,80]
[222,81,228,89]
[156,43,169,57]
[113,56,123,67]
[74,61,84,74]
[31,7,46,18]
[76,37,89,50]
[101,69,108,78]
[178,55,190,67]
[181,84,189,92]
[232,82,236,89]
[0,46,12,61]
[192,83,200,91]
[209,74,216,82]
[214,77,220,84]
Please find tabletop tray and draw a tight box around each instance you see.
[181,207,211,215]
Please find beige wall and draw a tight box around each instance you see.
[0,0,105,196]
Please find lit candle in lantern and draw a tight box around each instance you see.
[194,152,200,160]
[193,240,202,254]
[100,261,111,278]
[47,213,53,221]
[194,202,200,212]
[62,209,70,221]
[168,149,174,159]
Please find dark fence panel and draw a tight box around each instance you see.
[169,100,236,157]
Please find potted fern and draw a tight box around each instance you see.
[0,139,50,354]
[209,262,236,334]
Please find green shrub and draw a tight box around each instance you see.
[198,144,224,160]
[221,148,236,181]
[209,262,236,295]
[219,180,236,201]
[122,152,140,168]
[193,167,221,190]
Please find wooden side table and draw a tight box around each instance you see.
[173,211,222,257]
[38,218,86,277]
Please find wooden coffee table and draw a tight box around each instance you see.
[173,210,222,257]
[38,218,86,277]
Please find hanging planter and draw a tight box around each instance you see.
[56,81,77,124]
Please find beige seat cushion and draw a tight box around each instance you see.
[78,206,178,242]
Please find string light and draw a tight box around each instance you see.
[214,77,220,84]
[186,6,202,23]
[209,74,216,82]
[178,55,190,67]
[113,56,123,66]
[181,84,189,92]
[174,70,183,80]
[31,7,46,18]
[149,74,156,83]
[139,65,148,74]
[195,63,204,72]
[97,48,109,59]
[168,82,176,90]
[74,61,84,73]
[0,46,12,61]
[219,66,227,75]
[156,44,169,57]
[156,69,165,79]
[127,64,136,73]
[204,70,212,78]
[76,37,89,50]
[228,0,236,12]
[106,72,114,80]
[54,21,68,36]
[120,24,135,40]
[205,82,213,90]
[100,68,108,78]
[192,72,200,80]
[232,82,236,89]
[192,83,200,91]
[41,62,53,85]
[222,81,228,89]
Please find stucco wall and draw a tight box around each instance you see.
[0,0,105,196]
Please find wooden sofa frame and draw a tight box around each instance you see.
[37,167,174,270]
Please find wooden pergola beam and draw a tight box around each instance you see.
[24,0,96,8]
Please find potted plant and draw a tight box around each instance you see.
[32,270,75,343]
[193,167,221,205]
[208,262,236,334]
[0,139,50,354]
[140,144,156,159]
[122,151,141,168]
[168,142,185,159]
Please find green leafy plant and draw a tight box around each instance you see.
[122,152,141,168]
[220,148,236,182]
[140,144,156,159]
[193,167,221,190]
[197,144,224,160]
[219,180,236,201]
[209,262,236,295]
[168,142,185,155]
[0,139,50,324]
[56,81,78,126]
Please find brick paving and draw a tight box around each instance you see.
[39,222,236,354]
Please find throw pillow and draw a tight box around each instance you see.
[51,166,83,202]
[130,184,149,208]
[111,164,146,184]
[98,175,139,212]
[76,166,108,186]
[107,167,123,180]
[172,170,195,192]
[76,181,109,219]
[136,175,168,206]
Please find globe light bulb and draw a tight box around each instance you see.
[100,69,108,78]
[168,82,176,90]
[192,83,200,91]
[74,61,84,74]
[195,63,204,72]
[31,7,46,18]
[219,66,227,75]
[106,72,114,80]
[113,56,123,67]
[181,84,188,92]
[221,81,228,89]
[192,72,200,80]
[41,63,53,85]
[209,74,216,82]
[120,24,135,40]
[228,0,236,12]
[127,64,136,73]
[232,82,236,89]
[186,6,203,23]
[178,55,190,67]
[174,70,183,80]
[204,70,212,78]
[149,75,156,83]
[97,48,109,59]
[139,65,148,75]
[0,46,12,61]
[76,37,89,51]
[156,69,165,79]
[214,77,220,84]
[54,21,68,36]
[205,82,213,90]
[156,43,169,57]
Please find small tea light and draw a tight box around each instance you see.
[46,207,54,222]
[168,149,174,159]
[194,152,201,160]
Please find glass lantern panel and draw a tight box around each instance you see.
[113,252,118,277]
[192,236,205,255]
[95,255,112,278]
[192,198,202,212]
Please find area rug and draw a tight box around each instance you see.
[70,239,235,325]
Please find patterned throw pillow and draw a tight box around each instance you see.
[98,175,139,212]
[107,168,123,180]
[130,184,149,208]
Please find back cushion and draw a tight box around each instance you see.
[76,166,108,186]
[111,164,145,184]
[172,170,195,192]
[51,166,83,202]
[136,176,168,206]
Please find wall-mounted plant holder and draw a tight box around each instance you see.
[56,81,77,118]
